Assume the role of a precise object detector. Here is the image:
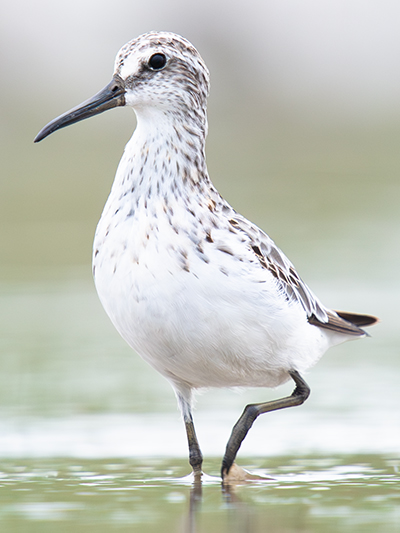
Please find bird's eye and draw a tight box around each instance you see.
[148,53,167,71]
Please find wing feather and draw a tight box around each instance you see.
[226,213,377,336]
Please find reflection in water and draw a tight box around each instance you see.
[182,457,400,533]
[222,486,255,533]
[186,479,202,533]
[3,456,395,532]
[172,472,256,533]
[174,471,259,533]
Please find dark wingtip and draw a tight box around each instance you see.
[334,311,379,328]
[309,310,379,337]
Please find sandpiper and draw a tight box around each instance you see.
[35,31,377,481]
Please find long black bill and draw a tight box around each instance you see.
[34,75,126,143]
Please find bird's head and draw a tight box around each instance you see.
[35,31,210,143]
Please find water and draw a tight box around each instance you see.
[0,456,398,532]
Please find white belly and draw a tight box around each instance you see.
[93,207,332,390]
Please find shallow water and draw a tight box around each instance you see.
[0,455,399,532]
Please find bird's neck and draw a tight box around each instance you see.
[95,105,224,261]
[112,106,210,197]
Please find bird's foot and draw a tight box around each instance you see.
[221,462,271,484]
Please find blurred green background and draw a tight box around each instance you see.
[0,1,399,530]
[2,0,400,283]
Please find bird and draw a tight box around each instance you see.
[34,31,378,481]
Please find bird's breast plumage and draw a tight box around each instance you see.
[92,126,332,389]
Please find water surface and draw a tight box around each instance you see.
[0,455,399,532]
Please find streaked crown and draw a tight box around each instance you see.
[114,31,210,113]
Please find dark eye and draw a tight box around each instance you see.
[148,53,167,71]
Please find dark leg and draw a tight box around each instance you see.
[176,391,203,475]
[184,410,203,474]
[221,370,310,479]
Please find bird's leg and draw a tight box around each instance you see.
[184,410,203,475]
[177,392,203,476]
[221,370,310,479]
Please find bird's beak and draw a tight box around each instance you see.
[34,75,126,143]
